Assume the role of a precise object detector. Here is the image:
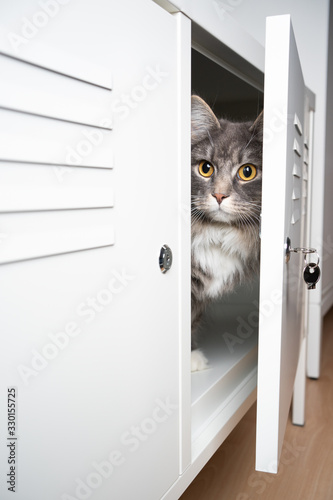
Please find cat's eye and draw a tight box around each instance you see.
[237,164,257,181]
[199,160,214,178]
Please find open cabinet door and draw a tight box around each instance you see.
[0,1,182,499]
[256,15,314,473]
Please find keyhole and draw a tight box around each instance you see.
[159,245,173,273]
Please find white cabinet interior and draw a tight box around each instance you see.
[190,48,263,462]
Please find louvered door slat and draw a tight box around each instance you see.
[0,108,113,168]
[0,54,113,129]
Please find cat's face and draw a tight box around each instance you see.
[191,96,263,227]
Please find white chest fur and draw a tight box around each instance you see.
[192,224,254,299]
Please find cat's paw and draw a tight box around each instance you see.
[191,349,209,372]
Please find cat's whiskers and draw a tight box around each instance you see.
[235,199,261,208]
[239,200,261,208]
[191,206,206,225]
[239,210,261,224]
[241,128,262,154]
[239,219,257,243]
[235,201,261,217]
[207,130,215,149]
[234,207,260,242]
[247,218,259,242]
[191,194,214,225]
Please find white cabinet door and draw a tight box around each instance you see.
[256,15,313,473]
[0,2,182,499]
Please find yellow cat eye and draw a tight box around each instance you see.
[237,164,257,181]
[199,160,214,178]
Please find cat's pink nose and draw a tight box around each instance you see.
[212,193,229,205]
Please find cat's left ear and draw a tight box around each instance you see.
[249,110,264,141]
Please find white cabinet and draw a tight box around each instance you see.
[0,1,318,499]
[0,1,182,499]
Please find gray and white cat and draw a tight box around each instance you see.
[191,96,263,371]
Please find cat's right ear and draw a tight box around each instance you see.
[191,95,220,145]
[249,110,264,141]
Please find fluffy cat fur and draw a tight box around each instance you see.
[191,96,263,371]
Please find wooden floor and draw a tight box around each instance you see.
[180,307,333,500]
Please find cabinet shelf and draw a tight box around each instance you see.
[191,303,258,458]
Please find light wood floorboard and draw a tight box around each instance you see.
[180,307,333,500]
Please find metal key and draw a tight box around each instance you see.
[303,262,321,290]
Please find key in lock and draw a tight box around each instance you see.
[303,262,321,290]
[285,237,321,290]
